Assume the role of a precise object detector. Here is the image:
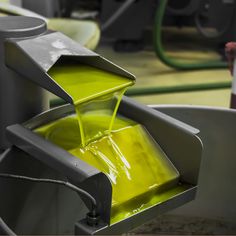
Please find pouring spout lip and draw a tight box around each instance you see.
[99,55,136,82]
[5,30,136,105]
[46,53,136,105]
[72,83,133,106]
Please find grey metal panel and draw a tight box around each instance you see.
[6,124,99,181]
[10,31,97,71]
[119,97,203,185]
[151,105,236,223]
[75,187,197,235]
[7,31,136,78]
[5,124,112,224]
[5,38,74,104]
[0,16,48,149]
[5,31,135,104]
[0,147,88,235]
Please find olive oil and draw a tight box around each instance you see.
[49,64,133,146]
[35,64,182,223]
[49,64,133,106]
[35,114,182,223]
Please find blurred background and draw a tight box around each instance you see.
[0,0,233,109]
[0,0,236,234]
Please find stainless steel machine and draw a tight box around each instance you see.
[0,16,202,235]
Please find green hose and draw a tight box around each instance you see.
[124,0,231,97]
[154,0,228,70]
[49,0,231,107]
[126,81,231,96]
[50,81,231,107]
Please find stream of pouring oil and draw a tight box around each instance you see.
[35,64,189,224]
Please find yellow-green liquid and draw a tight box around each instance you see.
[49,64,133,146]
[35,64,187,224]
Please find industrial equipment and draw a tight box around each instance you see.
[0,16,202,235]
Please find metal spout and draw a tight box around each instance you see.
[0,16,135,149]
[5,30,135,104]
